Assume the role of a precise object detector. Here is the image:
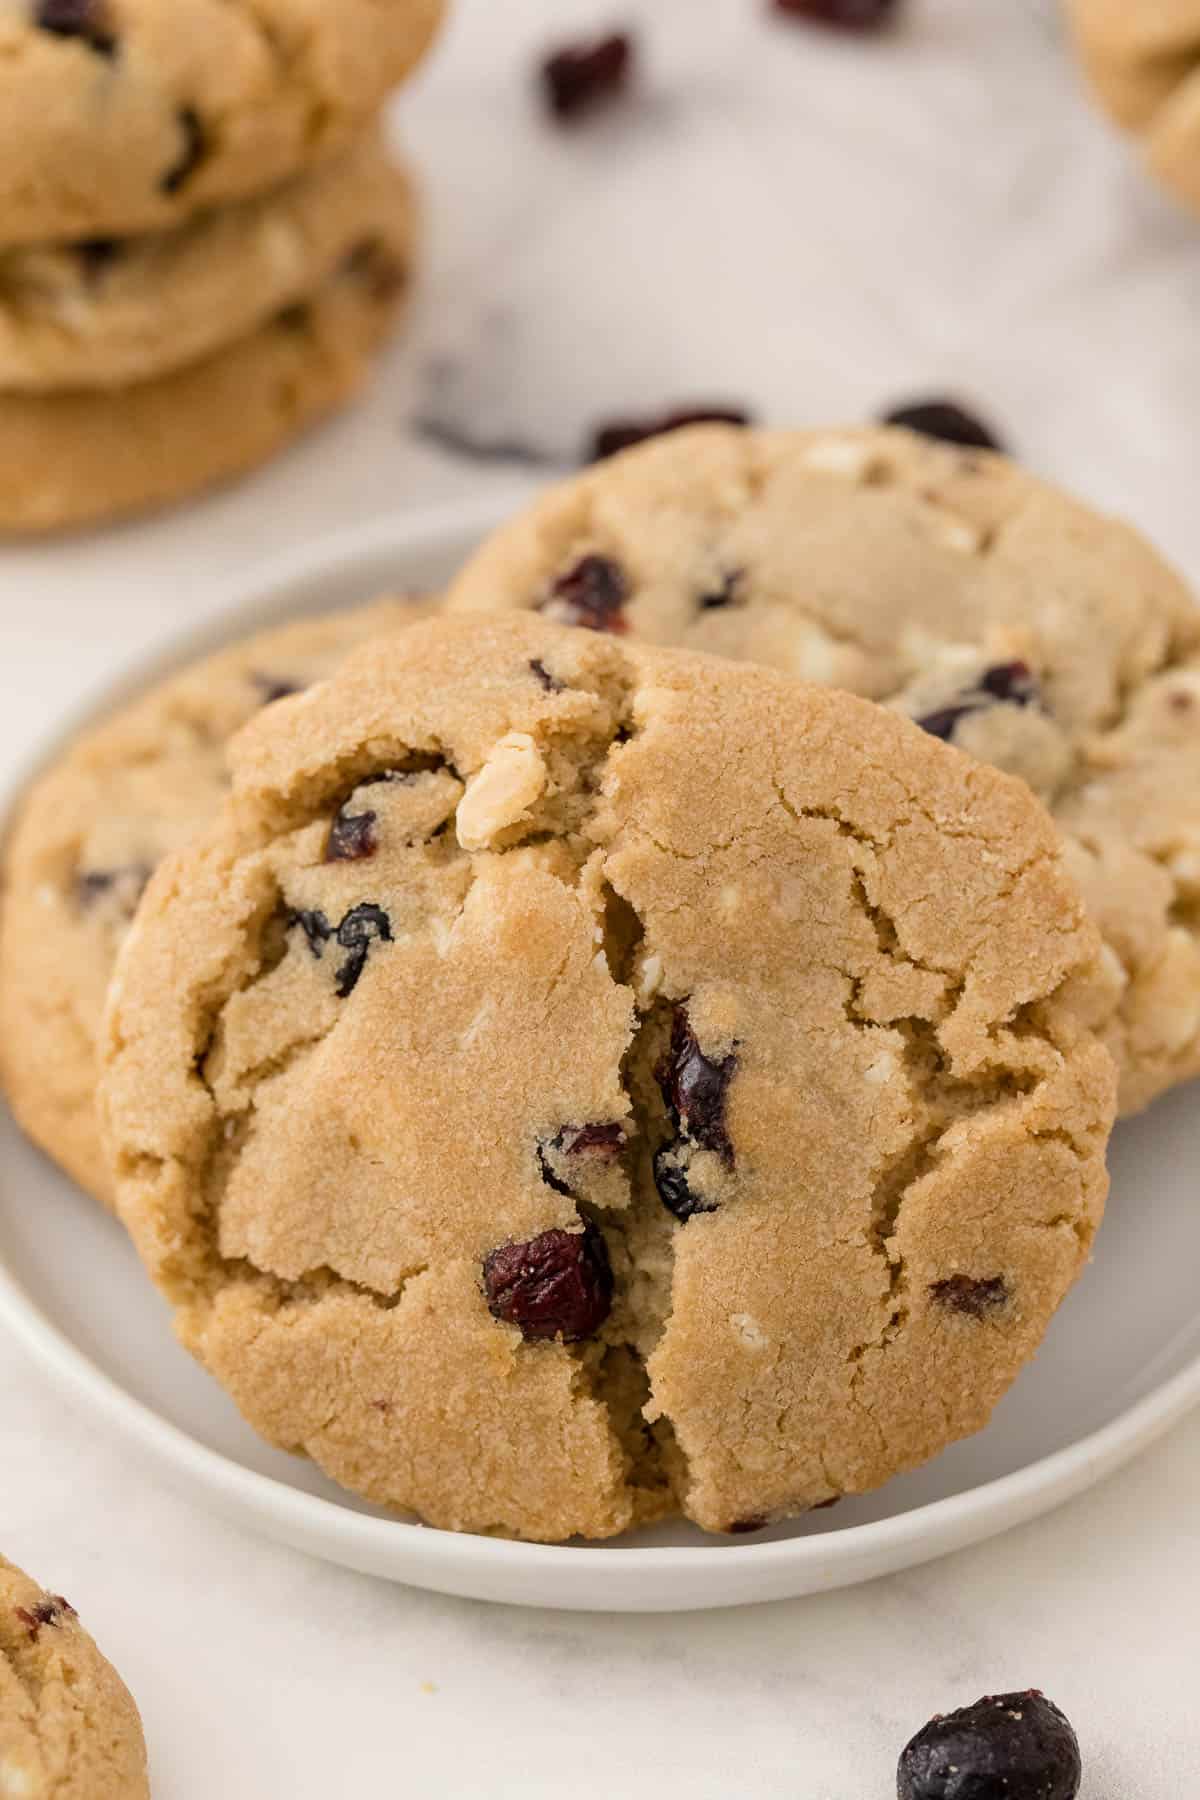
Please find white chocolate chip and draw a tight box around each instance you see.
[719,884,741,914]
[799,437,877,481]
[456,733,547,850]
[927,513,984,555]
[731,1312,769,1351]
[864,1050,897,1086]
[0,1761,35,1798]
[637,951,664,1003]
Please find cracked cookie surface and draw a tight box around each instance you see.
[0,128,414,392]
[0,1553,149,1799]
[447,423,1200,1114]
[0,222,412,533]
[0,596,439,1209]
[98,614,1115,1541]
[0,0,443,247]
[1066,0,1200,213]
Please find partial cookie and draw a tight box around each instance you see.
[0,0,443,247]
[0,596,439,1208]
[0,230,410,534]
[446,424,1200,1114]
[0,129,414,392]
[99,614,1115,1542]
[1066,0,1200,213]
[0,1553,149,1799]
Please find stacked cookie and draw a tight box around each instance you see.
[1066,0,1200,214]
[9,422,1200,1544]
[0,0,444,533]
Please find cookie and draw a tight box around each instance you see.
[1066,0,1200,213]
[98,614,1115,1542]
[446,424,1200,1115]
[0,596,439,1209]
[0,1553,149,1799]
[0,227,410,534]
[0,129,414,392]
[0,0,443,247]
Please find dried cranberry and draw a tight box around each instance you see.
[658,1007,737,1162]
[483,1224,614,1342]
[589,406,751,463]
[35,0,114,52]
[653,1145,717,1222]
[898,1690,1081,1800]
[698,570,742,611]
[342,238,409,302]
[541,554,629,633]
[541,32,632,122]
[77,238,120,275]
[252,673,303,705]
[162,106,206,194]
[530,658,564,693]
[326,806,378,864]
[557,1122,626,1157]
[979,660,1036,705]
[882,398,1002,451]
[772,0,899,31]
[76,863,152,914]
[290,908,333,958]
[930,1274,1009,1319]
[537,1122,626,1196]
[13,1597,75,1641]
[333,903,392,997]
[914,662,1038,744]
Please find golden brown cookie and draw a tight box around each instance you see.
[0,597,439,1208]
[99,614,1115,1541]
[0,227,411,534]
[0,130,414,392]
[1066,0,1200,213]
[0,1553,149,1799]
[446,423,1200,1114]
[0,0,443,247]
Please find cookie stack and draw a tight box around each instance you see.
[1066,0,1200,214]
[8,423,1200,1544]
[0,0,444,534]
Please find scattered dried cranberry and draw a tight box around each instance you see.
[772,0,899,31]
[882,398,1002,452]
[252,672,303,705]
[14,1597,75,1641]
[483,1224,614,1341]
[76,863,151,914]
[35,0,114,51]
[333,903,392,997]
[538,1123,626,1196]
[541,32,632,122]
[342,238,409,302]
[658,1007,737,1163]
[653,1145,717,1222]
[326,805,378,864]
[589,406,751,463]
[914,662,1038,743]
[77,237,120,275]
[698,569,742,611]
[541,554,629,633]
[557,1122,626,1157]
[162,106,206,194]
[898,1690,1081,1800]
[530,658,564,693]
[930,1274,1009,1319]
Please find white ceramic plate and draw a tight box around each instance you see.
[3,505,1200,1613]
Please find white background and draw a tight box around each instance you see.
[2,0,1199,1791]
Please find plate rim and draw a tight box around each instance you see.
[3,500,1199,1611]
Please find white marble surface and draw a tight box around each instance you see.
[2,0,1200,1791]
